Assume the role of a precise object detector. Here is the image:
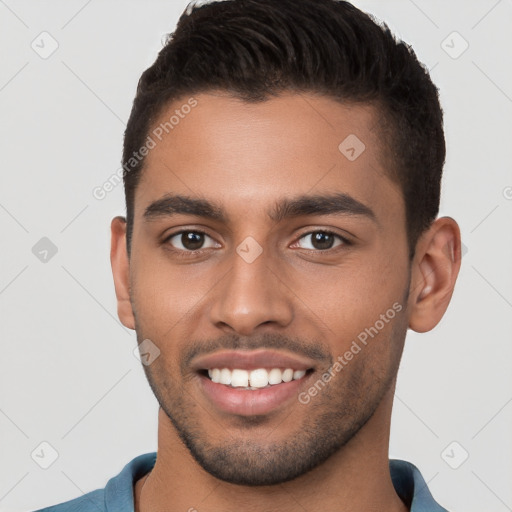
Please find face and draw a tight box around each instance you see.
[122,92,412,485]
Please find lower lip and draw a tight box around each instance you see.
[198,373,311,416]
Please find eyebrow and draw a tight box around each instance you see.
[269,192,377,223]
[143,192,377,224]
[144,194,226,222]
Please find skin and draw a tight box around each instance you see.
[110,92,461,511]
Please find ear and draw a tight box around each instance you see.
[408,216,462,333]
[110,216,135,330]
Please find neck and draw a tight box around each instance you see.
[135,386,408,512]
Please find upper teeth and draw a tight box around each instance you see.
[207,368,307,388]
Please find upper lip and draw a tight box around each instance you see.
[191,349,317,372]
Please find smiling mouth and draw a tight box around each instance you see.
[200,367,314,390]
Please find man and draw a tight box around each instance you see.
[36,0,461,510]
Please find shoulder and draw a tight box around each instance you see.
[32,489,106,512]
[390,459,450,512]
[31,452,157,512]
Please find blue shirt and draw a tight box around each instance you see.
[33,453,448,511]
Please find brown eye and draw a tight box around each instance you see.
[296,231,346,250]
[181,232,204,250]
[166,231,218,251]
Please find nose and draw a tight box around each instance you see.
[208,246,294,336]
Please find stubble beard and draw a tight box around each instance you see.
[136,316,408,487]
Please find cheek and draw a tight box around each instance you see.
[289,255,406,335]
[130,246,225,343]
[322,306,407,410]
[131,257,192,334]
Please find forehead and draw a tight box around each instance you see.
[133,91,403,225]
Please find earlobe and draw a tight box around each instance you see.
[110,216,136,330]
[408,217,462,333]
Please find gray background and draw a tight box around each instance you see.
[1,0,511,511]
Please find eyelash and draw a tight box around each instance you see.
[292,230,352,250]
[162,229,352,257]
